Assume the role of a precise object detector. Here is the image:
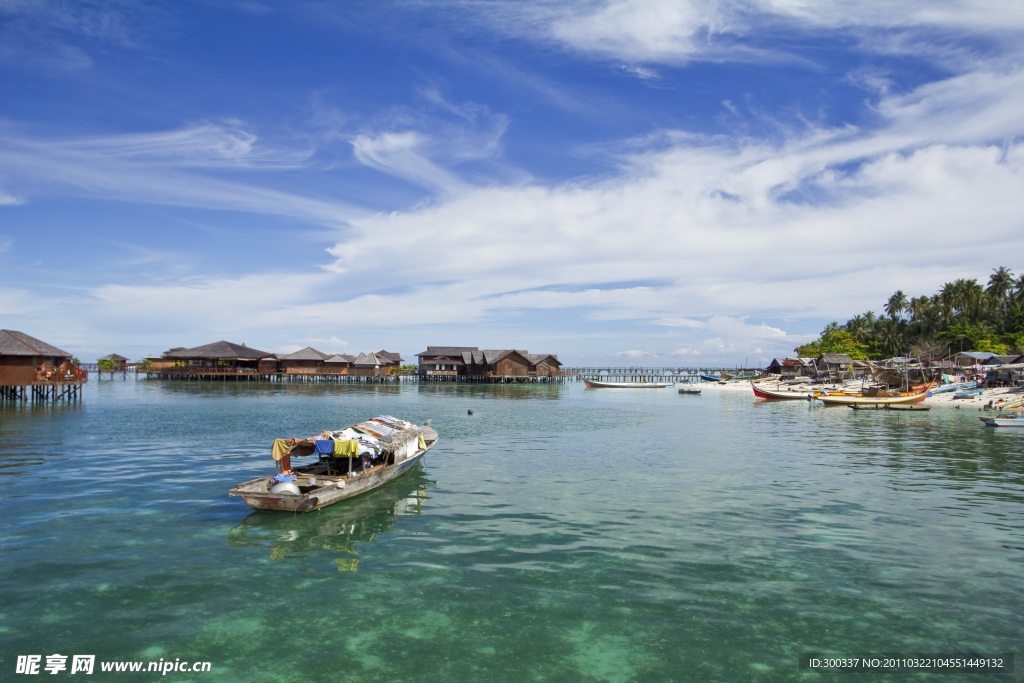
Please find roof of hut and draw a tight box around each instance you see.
[164,340,273,360]
[325,354,356,364]
[526,353,562,366]
[0,330,72,358]
[417,346,479,357]
[279,347,330,361]
[375,350,404,364]
[98,353,129,362]
[353,352,379,367]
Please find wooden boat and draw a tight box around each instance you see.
[816,384,932,407]
[678,386,701,394]
[751,381,816,400]
[979,414,1024,427]
[953,389,984,399]
[700,374,722,382]
[584,379,673,388]
[229,415,439,513]
[851,404,930,411]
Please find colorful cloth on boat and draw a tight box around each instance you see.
[333,439,359,457]
[272,438,295,462]
[314,440,336,455]
[269,473,297,485]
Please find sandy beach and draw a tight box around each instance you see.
[697,378,1024,409]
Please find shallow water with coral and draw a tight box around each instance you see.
[1,379,1022,680]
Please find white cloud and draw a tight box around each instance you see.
[351,131,467,193]
[615,349,656,358]
[0,190,23,205]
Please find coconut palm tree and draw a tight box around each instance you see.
[987,266,1014,301]
[885,290,909,321]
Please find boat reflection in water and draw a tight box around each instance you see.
[228,463,433,571]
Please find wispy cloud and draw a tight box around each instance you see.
[0,123,364,226]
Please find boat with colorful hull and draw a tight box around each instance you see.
[816,384,932,407]
[229,415,439,513]
[584,379,673,388]
[750,381,816,400]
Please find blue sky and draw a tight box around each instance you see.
[1,1,1022,365]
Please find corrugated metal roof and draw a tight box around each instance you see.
[0,330,72,358]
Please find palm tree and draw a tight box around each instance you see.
[987,266,1014,301]
[885,290,908,321]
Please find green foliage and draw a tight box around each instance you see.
[794,323,868,359]
[800,266,1023,359]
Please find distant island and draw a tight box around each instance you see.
[796,266,1023,359]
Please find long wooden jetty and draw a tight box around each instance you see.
[563,367,747,383]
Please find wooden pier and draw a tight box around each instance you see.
[563,367,742,383]
[1,381,85,403]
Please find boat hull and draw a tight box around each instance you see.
[750,381,815,400]
[979,417,1024,427]
[230,427,438,513]
[584,379,672,388]
[816,388,929,406]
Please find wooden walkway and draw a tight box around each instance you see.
[563,367,750,382]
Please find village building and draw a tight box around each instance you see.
[279,347,331,375]
[765,357,810,378]
[816,353,855,380]
[97,353,129,368]
[159,340,277,377]
[0,329,86,402]
[416,346,562,381]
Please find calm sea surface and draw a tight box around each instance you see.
[1,379,1022,681]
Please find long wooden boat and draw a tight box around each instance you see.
[700,374,722,382]
[229,415,439,513]
[851,404,930,411]
[751,381,816,400]
[678,386,701,394]
[979,415,1024,427]
[584,379,673,388]
[816,384,932,407]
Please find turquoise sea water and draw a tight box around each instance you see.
[1,379,1022,681]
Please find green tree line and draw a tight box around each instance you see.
[795,266,1024,360]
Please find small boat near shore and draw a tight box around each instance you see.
[979,414,1024,427]
[678,385,701,394]
[229,415,439,513]
[750,381,816,400]
[584,379,673,388]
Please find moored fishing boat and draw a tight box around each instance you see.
[954,389,984,399]
[584,379,673,388]
[979,414,1024,427]
[229,415,439,513]
[678,385,701,394]
[750,380,816,400]
[816,383,932,407]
